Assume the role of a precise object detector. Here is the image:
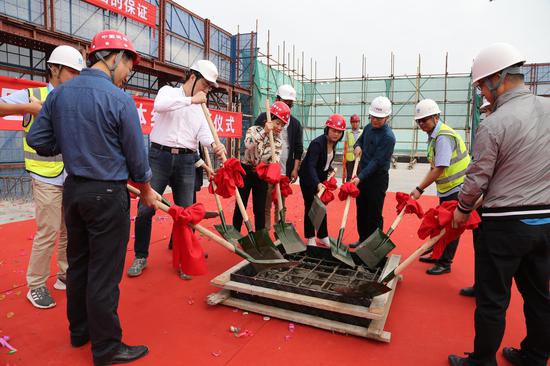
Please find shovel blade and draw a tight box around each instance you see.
[274,221,306,255]
[308,196,327,232]
[354,229,396,269]
[238,229,285,262]
[329,238,356,268]
[214,223,243,245]
[334,281,392,298]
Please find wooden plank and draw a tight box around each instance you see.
[210,260,248,287]
[206,289,231,306]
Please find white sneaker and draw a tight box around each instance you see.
[318,237,330,247]
[53,278,66,290]
[306,237,316,246]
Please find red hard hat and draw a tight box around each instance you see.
[350,114,360,122]
[325,114,346,131]
[89,30,140,65]
[270,101,290,124]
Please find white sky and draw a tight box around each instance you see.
[174,0,550,79]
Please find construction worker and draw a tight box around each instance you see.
[350,96,395,243]
[449,43,550,366]
[299,114,346,247]
[255,84,304,228]
[344,114,362,182]
[129,60,226,280]
[410,98,471,275]
[233,101,290,232]
[460,97,492,298]
[27,29,155,365]
[0,45,83,309]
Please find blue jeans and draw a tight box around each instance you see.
[134,146,196,258]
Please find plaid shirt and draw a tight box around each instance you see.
[242,126,282,166]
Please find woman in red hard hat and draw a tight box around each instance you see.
[298,114,346,247]
[232,101,290,232]
[27,29,154,365]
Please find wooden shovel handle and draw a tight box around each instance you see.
[126,184,238,254]
[339,158,360,230]
[202,145,224,213]
[201,103,250,223]
[394,229,446,277]
[264,98,285,215]
[316,170,337,198]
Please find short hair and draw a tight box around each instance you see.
[87,50,134,68]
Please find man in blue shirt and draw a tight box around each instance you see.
[27,30,155,366]
[350,96,396,242]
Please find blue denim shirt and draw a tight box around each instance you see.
[354,123,396,181]
[27,68,151,182]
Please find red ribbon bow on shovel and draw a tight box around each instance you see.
[338,182,360,201]
[395,192,425,218]
[272,175,293,204]
[208,158,245,198]
[417,200,481,259]
[256,162,282,184]
[168,203,208,275]
[320,176,337,205]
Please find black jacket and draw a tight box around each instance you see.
[254,112,303,177]
[298,134,335,188]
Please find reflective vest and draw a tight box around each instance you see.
[427,123,470,194]
[345,129,362,161]
[22,87,64,178]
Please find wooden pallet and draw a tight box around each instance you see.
[207,254,401,343]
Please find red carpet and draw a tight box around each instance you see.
[0,188,529,366]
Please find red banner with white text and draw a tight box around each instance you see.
[83,0,157,29]
[0,76,243,138]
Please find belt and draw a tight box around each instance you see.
[151,142,196,155]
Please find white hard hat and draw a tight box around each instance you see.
[480,97,491,111]
[415,99,441,120]
[47,45,84,72]
[471,43,525,86]
[190,60,219,88]
[369,96,392,118]
[277,84,296,101]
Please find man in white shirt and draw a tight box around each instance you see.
[129,60,226,279]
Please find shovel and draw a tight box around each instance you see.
[329,159,360,268]
[126,185,289,271]
[336,230,447,298]
[353,207,407,269]
[201,104,282,262]
[264,103,306,255]
[202,146,243,245]
[308,170,336,232]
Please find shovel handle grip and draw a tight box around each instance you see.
[393,229,446,277]
[316,170,337,198]
[388,207,407,234]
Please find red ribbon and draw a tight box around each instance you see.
[167,203,208,275]
[210,158,245,198]
[417,200,481,259]
[338,182,360,201]
[395,192,424,218]
[272,176,293,204]
[256,162,281,184]
[320,190,335,205]
[318,177,337,205]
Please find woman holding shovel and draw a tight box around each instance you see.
[232,101,290,232]
[298,114,346,247]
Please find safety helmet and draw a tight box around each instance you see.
[47,45,84,72]
[471,43,525,86]
[325,114,346,131]
[270,101,291,124]
[89,30,140,65]
[414,99,441,120]
[277,84,297,101]
[190,60,219,88]
[369,96,392,118]
[350,114,360,123]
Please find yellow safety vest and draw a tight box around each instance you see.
[345,129,362,162]
[22,87,64,178]
[427,123,470,194]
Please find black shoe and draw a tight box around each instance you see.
[427,265,451,275]
[459,287,476,297]
[349,241,362,249]
[419,255,437,263]
[502,347,528,366]
[71,335,89,348]
[95,343,149,366]
[204,211,219,219]
[448,354,476,366]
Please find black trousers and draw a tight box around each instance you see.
[470,219,550,366]
[356,171,389,242]
[232,165,267,231]
[301,183,328,239]
[435,192,461,268]
[63,176,130,362]
[345,160,355,182]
